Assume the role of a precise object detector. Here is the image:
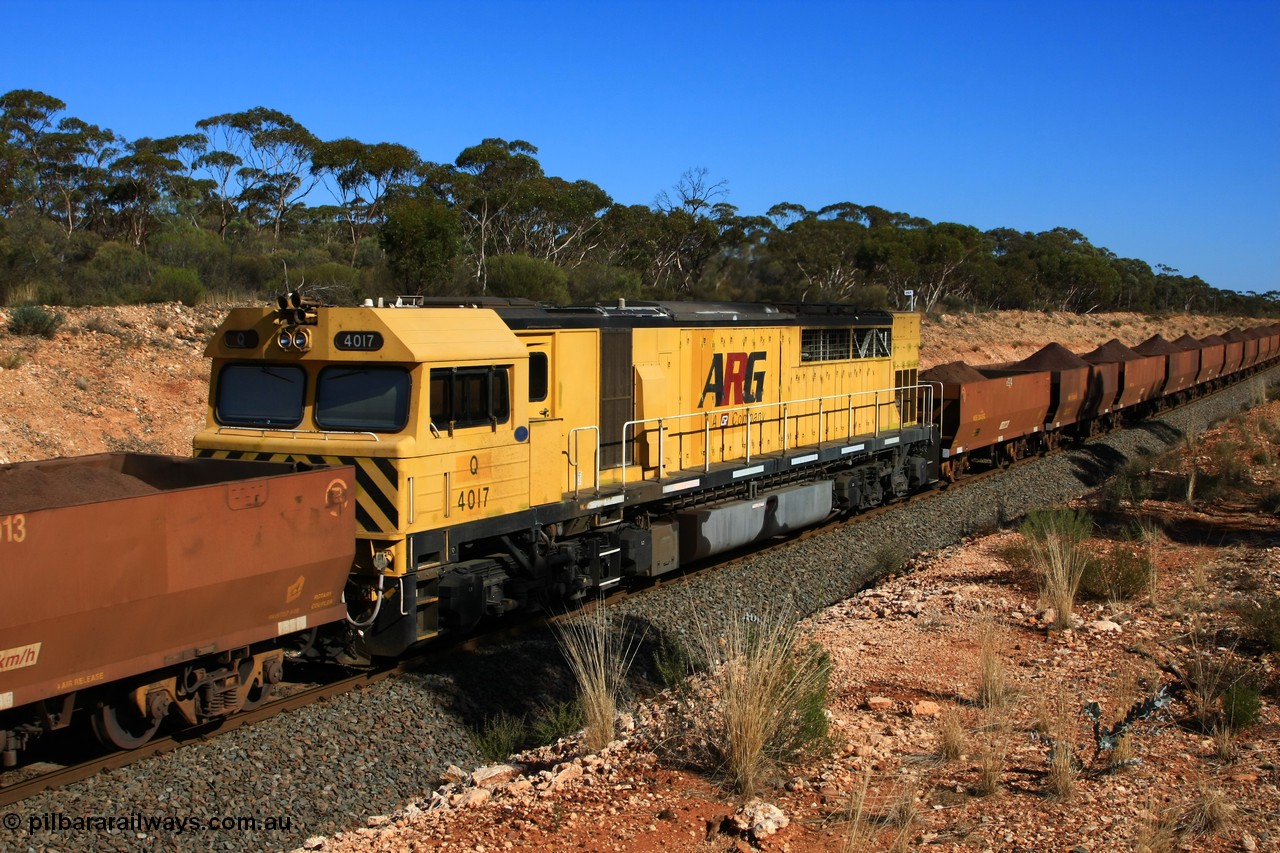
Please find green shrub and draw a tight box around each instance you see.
[530,700,584,746]
[1241,595,1280,651]
[142,266,205,307]
[473,711,527,762]
[485,254,570,304]
[871,542,908,576]
[1212,441,1251,489]
[7,305,64,338]
[0,352,25,369]
[1081,545,1153,601]
[654,632,697,688]
[567,263,643,303]
[1099,457,1153,511]
[1258,488,1280,515]
[1222,682,1262,730]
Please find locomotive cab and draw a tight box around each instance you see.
[196,297,535,655]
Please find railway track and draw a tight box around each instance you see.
[2,372,1271,808]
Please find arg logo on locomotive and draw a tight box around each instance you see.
[698,351,767,408]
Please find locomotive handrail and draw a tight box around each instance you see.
[212,426,382,442]
[567,425,601,497]
[618,382,936,488]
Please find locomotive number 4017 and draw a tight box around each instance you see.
[334,331,384,351]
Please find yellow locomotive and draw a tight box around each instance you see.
[195,296,936,656]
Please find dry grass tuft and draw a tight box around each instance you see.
[554,603,642,753]
[974,710,1007,797]
[885,783,919,853]
[1045,683,1078,801]
[1133,797,1179,853]
[1184,779,1235,835]
[690,608,832,796]
[938,706,965,762]
[1020,508,1093,629]
[842,768,875,853]
[1108,731,1135,769]
[977,615,1007,710]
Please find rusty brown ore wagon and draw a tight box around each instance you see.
[988,343,1093,441]
[920,361,1051,477]
[1134,335,1199,397]
[1177,333,1221,385]
[0,453,355,763]
[1208,332,1245,377]
[1080,339,1167,413]
[1224,327,1260,371]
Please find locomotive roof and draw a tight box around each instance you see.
[394,296,897,330]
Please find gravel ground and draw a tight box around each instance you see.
[4,369,1274,853]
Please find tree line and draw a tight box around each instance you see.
[1,88,1273,317]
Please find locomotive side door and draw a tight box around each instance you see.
[520,330,601,502]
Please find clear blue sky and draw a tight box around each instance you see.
[3,0,1277,294]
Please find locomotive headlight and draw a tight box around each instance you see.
[275,326,312,352]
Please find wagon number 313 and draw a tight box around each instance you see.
[1,514,26,543]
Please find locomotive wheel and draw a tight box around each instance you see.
[90,700,162,750]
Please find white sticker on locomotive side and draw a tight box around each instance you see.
[277,616,308,636]
[662,479,701,494]
[0,691,12,710]
[0,642,41,673]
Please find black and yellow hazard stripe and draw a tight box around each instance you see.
[194,449,399,533]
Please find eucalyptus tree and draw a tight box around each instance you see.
[902,222,986,313]
[647,168,732,294]
[40,116,119,235]
[194,107,318,242]
[311,138,421,266]
[761,203,869,302]
[426,138,544,291]
[0,89,69,217]
[501,175,611,268]
[378,185,463,294]
[104,135,202,249]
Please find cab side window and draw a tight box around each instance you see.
[430,366,510,428]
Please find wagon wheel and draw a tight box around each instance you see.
[996,444,1013,469]
[239,680,274,712]
[236,655,280,713]
[90,699,162,750]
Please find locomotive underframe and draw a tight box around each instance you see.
[353,426,938,657]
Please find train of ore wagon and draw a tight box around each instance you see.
[2,294,1278,765]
